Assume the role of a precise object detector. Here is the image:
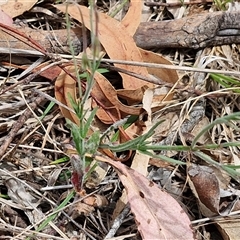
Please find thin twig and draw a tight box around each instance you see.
[0,94,45,160]
[104,204,131,239]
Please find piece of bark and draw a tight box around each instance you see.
[0,25,84,55]
[1,10,240,55]
[134,10,240,49]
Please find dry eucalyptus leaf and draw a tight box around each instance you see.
[56,4,150,90]
[0,0,37,18]
[216,220,240,240]
[91,71,142,124]
[139,48,178,84]
[188,163,240,217]
[55,65,79,124]
[117,86,148,105]
[188,164,220,216]
[121,0,142,35]
[96,155,194,239]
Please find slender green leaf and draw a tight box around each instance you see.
[192,151,240,181]
[50,156,69,165]
[210,73,240,93]
[79,68,109,79]
[196,141,240,150]
[100,136,140,152]
[68,93,82,119]
[27,190,75,239]
[100,120,164,152]
[192,112,240,147]
[221,165,240,182]
[139,150,185,165]
[110,115,138,142]
[139,144,190,152]
[82,107,98,138]
[193,151,222,168]
[224,164,240,169]
[0,194,10,199]
[138,120,165,145]
[66,119,83,155]
[39,101,55,121]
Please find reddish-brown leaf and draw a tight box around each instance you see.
[54,66,79,124]
[56,4,150,90]
[95,155,194,240]
[92,72,142,123]
[1,0,38,18]
[188,163,240,217]
[121,0,142,36]
[139,48,179,84]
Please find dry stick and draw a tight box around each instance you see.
[134,11,240,49]
[104,204,131,239]
[0,10,238,58]
[0,221,66,240]
[0,60,65,95]
[1,10,239,54]
[0,94,45,160]
[104,64,199,95]
[144,0,213,7]
[98,58,240,76]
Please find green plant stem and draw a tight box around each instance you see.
[26,190,75,239]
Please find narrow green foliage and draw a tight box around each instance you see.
[79,68,109,79]
[213,0,232,10]
[39,101,55,121]
[194,151,240,182]
[210,73,240,93]
[86,131,100,154]
[138,120,165,145]
[50,156,69,165]
[192,112,240,148]
[139,150,185,165]
[68,94,82,121]
[193,151,222,168]
[27,190,75,239]
[0,194,10,199]
[110,115,139,142]
[64,2,103,190]
[66,119,84,155]
[100,120,164,152]
[221,165,240,182]
[224,164,240,169]
[139,144,190,152]
[64,1,240,195]
[66,107,100,157]
[197,141,240,150]
[83,108,98,138]
[81,52,92,70]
